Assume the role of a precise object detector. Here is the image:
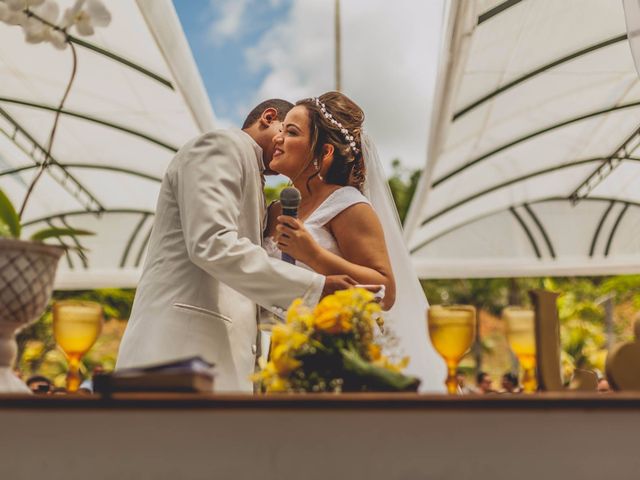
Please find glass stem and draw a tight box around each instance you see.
[446,360,458,395]
[66,355,81,393]
[522,366,537,393]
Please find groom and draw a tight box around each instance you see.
[116,99,355,392]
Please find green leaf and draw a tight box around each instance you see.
[0,222,12,238]
[30,227,94,242]
[340,348,420,392]
[0,188,21,238]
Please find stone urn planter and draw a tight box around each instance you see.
[0,239,64,393]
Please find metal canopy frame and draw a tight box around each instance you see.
[0,97,179,152]
[412,196,640,257]
[22,208,156,271]
[408,0,640,277]
[0,0,215,288]
[421,157,640,226]
[433,101,640,188]
[0,12,180,274]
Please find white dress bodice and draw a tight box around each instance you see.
[264,186,371,270]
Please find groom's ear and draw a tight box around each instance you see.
[259,107,279,128]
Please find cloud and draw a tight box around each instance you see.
[243,0,445,172]
[207,0,249,45]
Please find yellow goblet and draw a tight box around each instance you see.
[427,305,476,395]
[52,300,103,392]
[503,307,537,393]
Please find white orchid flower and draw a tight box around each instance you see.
[0,3,10,22]
[63,0,110,36]
[5,0,27,11]
[23,16,46,42]
[1,7,27,25]
[23,0,61,45]
[45,27,67,49]
[5,0,45,11]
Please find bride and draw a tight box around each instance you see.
[264,91,445,391]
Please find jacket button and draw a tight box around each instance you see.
[251,344,257,354]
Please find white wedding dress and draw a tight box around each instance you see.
[264,186,369,269]
[265,141,446,392]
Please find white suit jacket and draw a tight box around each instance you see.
[116,130,324,391]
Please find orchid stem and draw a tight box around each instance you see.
[18,35,76,221]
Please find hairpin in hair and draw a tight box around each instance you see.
[313,97,359,154]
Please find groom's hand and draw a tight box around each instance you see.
[322,275,358,297]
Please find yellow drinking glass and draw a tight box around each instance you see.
[52,300,103,392]
[503,307,537,393]
[427,305,476,395]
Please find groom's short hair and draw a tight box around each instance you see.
[242,99,294,129]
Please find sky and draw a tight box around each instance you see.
[173,0,446,174]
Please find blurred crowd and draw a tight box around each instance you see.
[15,365,613,395]
[456,370,611,395]
[14,365,105,395]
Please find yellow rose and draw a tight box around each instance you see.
[286,298,306,324]
[271,344,302,375]
[374,355,410,373]
[314,307,353,334]
[271,324,308,351]
[271,324,293,347]
[368,344,382,361]
[267,377,290,393]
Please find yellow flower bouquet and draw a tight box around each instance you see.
[254,288,420,393]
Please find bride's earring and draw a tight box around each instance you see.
[313,159,324,181]
[313,159,319,169]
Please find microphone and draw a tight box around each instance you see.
[279,186,301,264]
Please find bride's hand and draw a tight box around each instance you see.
[275,216,319,264]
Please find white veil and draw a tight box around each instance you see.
[361,133,446,392]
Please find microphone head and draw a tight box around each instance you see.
[280,187,301,209]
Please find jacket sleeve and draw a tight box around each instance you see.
[172,132,324,311]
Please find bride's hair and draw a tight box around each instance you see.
[296,91,366,192]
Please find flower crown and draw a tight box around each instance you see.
[313,97,360,155]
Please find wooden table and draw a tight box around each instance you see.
[1,392,639,479]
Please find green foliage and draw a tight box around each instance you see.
[30,227,94,242]
[340,348,420,391]
[387,159,421,224]
[425,275,640,377]
[52,289,136,320]
[264,183,287,204]
[0,187,93,245]
[0,187,21,238]
[421,277,542,316]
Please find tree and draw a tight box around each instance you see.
[387,159,421,224]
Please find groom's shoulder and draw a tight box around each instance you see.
[182,129,243,152]
[169,129,245,168]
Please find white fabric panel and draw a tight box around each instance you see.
[427,109,640,219]
[0,0,214,288]
[458,0,626,110]
[411,162,597,250]
[609,205,640,256]
[408,0,640,278]
[417,210,538,260]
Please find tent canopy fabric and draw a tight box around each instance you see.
[0,0,215,289]
[404,0,640,279]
